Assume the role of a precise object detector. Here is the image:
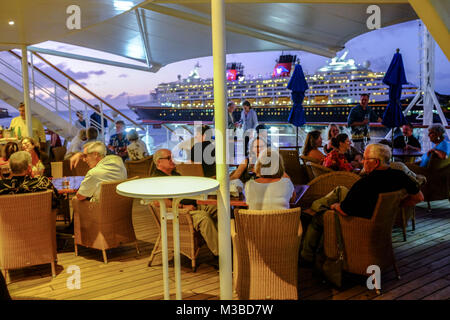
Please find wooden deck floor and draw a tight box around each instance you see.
[6,200,450,300]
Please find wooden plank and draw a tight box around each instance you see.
[397,279,450,300]
[422,285,450,300]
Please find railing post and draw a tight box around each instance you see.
[67,78,72,126]
[85,104,90,127]
[21,46,33,138]
[100,102,105,142]
[30,52,35,100]
[54,83,58,112]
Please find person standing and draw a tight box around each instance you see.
[9,102,46,150]
[239,100,258,157]
[108,120,129,161]
[347,94,381,153]
[190,124,216,178]
[74,111,87,130]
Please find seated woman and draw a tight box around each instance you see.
[230,136,268,183]
[302,130,325,163]
[21,137,45,177]
[324,123,340,154]
[420,124,449,167]
[126,129,149,161]
[245,149,295,210]
[322,133,353,172]
[0,142,19,167]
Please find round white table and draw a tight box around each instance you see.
[116,176,219,300]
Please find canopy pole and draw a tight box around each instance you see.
[211,0,232,300]
[21,45,33,138]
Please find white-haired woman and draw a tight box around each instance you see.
[420,124,449,167]
[126,129,149,161]
[244,149,295,210]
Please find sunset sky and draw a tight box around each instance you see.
[0,19,449,116]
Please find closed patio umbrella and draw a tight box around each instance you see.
[287,63,309,149]
[382,49,408,148]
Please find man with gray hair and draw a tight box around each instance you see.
[0,151,60,207]
[71,141,127,202]
[301,143,423,263]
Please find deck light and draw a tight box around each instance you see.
[8,21,15,25]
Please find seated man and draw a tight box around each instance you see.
[301,143,423,263]
[152,148,219,259]
[71,141,127,202]
[393,123,421,152]
[63,142,127,234]
[0,151,61,208]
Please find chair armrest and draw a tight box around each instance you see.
[231,219,236,239]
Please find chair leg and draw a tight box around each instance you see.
[192,259,197,273]
[148,235,161,267]
[74,243,78,256]
[401,209,407,242]
[427,201,431,213]
[5,270,10,284]
[392,253,401,280]
[135,241,140,255]
[412,209,416,231]
[51,261,56,278]
[102,249,108,264]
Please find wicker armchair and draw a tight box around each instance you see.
[0,190,56,282]
[147,204,205,272]
[323,190,405,284]
[51,146,67,162]
[298,171,361,209]
[124,156,154,178]
[306,161,333,178]
[72,179,139,263]
[280,150,309,185]
[232,207,302,299]
[300,155,321,181]
[406,154,450,211]
[62,158,90,176]
[175,162,204,177]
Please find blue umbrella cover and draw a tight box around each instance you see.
[287,64,309,127]
[382,51,408,128]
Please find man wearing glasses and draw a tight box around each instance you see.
[151,149,219,261]
[301,143,423,263]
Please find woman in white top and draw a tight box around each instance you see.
[126,129,149,161]
[245,149,296,210]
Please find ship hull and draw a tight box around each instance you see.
[132,102,445,125]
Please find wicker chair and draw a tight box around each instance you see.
[0,190,56,282]
[298,171,361,209]
[147,204,205,272]
[232,207,302,299]
[62,158,90,176]
[406,154,450,211]
[124,156,154,178]
[51,146,67,162]
[175,162,204,177]
[280,150,309,185]
[323,190,405,286]
[72,179,139,263]
[306,161,333,178]
[300,155,320,181]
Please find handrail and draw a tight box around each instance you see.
[7,50,115,123]
[31,51,144,131]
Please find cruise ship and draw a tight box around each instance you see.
[130,52,436,124]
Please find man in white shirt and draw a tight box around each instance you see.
[72,141,127,201]
[9,102,46,150]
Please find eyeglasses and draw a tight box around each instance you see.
[160,156,173,161]
[362,157,379,161]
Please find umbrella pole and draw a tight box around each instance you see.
[391,128,395,161]
[296,127,299,151]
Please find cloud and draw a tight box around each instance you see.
[52,63,106,80]
[119,74,128,78]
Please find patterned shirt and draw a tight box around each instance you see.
[347,104,379,141]
[127,140,149,161]
[322,149,353,172]
[108,133,129,159]
[0,175,62,208]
